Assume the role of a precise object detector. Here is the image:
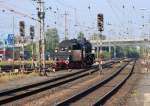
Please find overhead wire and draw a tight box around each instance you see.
[106,0,136,39]
[0,2,39,22]
[53,0,85,38]
[125,0,139,39]
[108,0,127,35]
[106,0,124,32]
[54,0,75,10]
[109,0,137,39]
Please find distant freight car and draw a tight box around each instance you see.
[50,38,95,71]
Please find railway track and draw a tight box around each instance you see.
[0,60,118,105]
[56,59,135,106]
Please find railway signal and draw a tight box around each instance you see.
[19,21,25,37]
[97,13,104,70]
[30,25,35,39]
[30,25,35,68]
[38,11,45,20]
[19,21,25,72]
[97,13,104,32]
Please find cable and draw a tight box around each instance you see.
[106,0,124,27]
[109,0,138,39]
[106,0,134,39]
[54,0,75,10]
[0,2,39,22]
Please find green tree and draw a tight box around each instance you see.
[45,28,59,52]
[98,51,111,59]
[120,46,139,58]
[77,31,84,40]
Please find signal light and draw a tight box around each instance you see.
[30,25,35,39]
[97,13,104,32]
[38,11,45,19]
[19,21,25,37]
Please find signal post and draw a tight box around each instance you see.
[19,21,25,72]
[97,13,104,72]
[30,25,35,69]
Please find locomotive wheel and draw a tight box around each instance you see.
[81,62,86,68]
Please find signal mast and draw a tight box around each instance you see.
[97,13,104,58]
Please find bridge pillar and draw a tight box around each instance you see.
[108,46,111,59]
[109,46,111,54]
[114,46,116,58]
[100,46,102,54]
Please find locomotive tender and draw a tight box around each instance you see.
[51,38,95,70]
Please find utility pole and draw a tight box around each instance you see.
[12,15,15,71]
[74,8,78,27]
[149,15,150,41]
[64,11,69,40]
[36,0,46,75]
[74,8,78,36]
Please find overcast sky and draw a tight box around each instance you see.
[0,0,150,40]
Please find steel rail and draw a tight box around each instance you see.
[0,60,117,97]
[92,60,136,106]
[0,60,118,105]
[55,60,131,106]
[0,68,97,105]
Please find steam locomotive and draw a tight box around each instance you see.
[50,38,95,71]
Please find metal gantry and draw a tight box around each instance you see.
[34,0,46,74]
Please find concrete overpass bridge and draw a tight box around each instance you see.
[90,39,150,47]
[90,38,150,57]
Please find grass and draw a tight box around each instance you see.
[0,72,40,83]
[0,60,54,66]
[0,60,54,82]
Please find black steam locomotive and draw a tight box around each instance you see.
[50,38,95,71]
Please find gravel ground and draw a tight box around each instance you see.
[104,59,142,106]
[125,59,149,106]
[0,60,114,92]
[69,62,133,106]
[11,62,124,106]
[0,61,122,106]
[0,69,82,92]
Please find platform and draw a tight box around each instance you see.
[127,59,150,106]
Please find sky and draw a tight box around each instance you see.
[0,0,150,41]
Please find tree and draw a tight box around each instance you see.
[45,28,59,52]
[123,47,139,58]
[97,51,111,59]
[77,31,84,40]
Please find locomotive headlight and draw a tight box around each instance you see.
[65,60,69,64]
[92,49,95,53]
[55,49,58,53]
